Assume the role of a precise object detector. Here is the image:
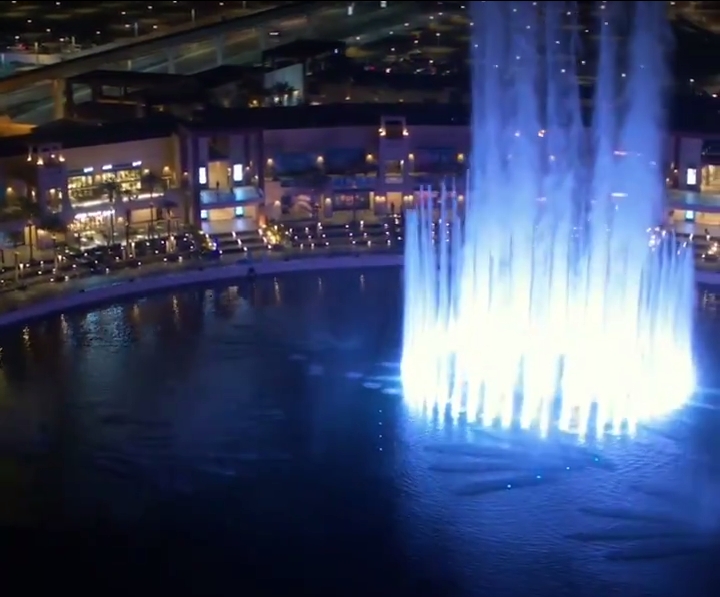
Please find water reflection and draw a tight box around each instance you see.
[0,270,403,528]
[0,270,717,595]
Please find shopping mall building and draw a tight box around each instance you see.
[0,103,716,239]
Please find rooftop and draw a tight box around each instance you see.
[68,69,189,89]
[188,103,471,131]
[261,39,347,64]
[0,115,178,157]
[1,98,720,157]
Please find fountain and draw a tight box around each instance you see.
[401,1,696,438]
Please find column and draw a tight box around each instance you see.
[186,135,201,224]
[60,171,71,218]
[36,170,48,214]
[215,35,225,67]
[51,78,66,120]
[256,131,265,193]
[64,81,75,119]
[677,137,702,192]
[166,48,177,74]
[256,26,266,54]
[228,135,245,184]
[303,14,316,37]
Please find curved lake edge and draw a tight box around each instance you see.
[0,254,404,328]
[1,253,720,328]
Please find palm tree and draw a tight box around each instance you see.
[268,82,296,106]
[141,171,163,197]
[162,198,177,236]
[179,176,192,228]
[141,171,163,238]
[14,195,41,262]
[99,179,122,245]
[37,213,67,266]
[123,202,132,256]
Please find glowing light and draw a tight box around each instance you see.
[401,1,695,439]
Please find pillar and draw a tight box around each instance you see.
[166,48,177,74]
[186,136,200,225]
[51,78,66,120]
[256,131,265,193]
[677,136,702,192]
[229,135,245,184]
[64,81,75,119]
[60,173,71,219]
[190,136,210,223]
[215,35,225,66]
[302,14,316,37]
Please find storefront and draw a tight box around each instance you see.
[331,191,372,211]
[67,161,144,207]
[328,175,376,212]
[68,209,118,247]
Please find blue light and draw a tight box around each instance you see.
[401,1,695,439]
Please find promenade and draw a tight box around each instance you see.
[0,215,718,326]
[0,244,399,321]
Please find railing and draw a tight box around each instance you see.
[200,187,263,205]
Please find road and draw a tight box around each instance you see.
[4,3,423,125]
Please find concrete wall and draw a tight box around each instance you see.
[61,136,182,177]
[308,84,457,105]
[262,124,468,160]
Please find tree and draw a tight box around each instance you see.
[179,177,193,227]
[38,213,67,234]
[141,171,163,198]
[99,179,122,245]
[141,171,163,238]
[36,213,66,265]
[268,82,296,106]
[122,198,132,254]
[13,195,41,262]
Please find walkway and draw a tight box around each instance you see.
[0,244,397,318]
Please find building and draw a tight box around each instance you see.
[0,102,718,239]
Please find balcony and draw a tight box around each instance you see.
[328,175,377,190]
[200,186,263,206]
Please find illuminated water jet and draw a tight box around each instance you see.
[401,1,695,438]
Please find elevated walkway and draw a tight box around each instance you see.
[0,1,342,95]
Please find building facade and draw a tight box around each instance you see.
[0,106,715,237]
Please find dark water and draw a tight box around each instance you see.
[0,268,719,596]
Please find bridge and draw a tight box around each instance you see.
[0,1,416,124]
[0,2,331,93]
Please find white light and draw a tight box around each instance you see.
[401,1,694,439]
[232,163,243,182]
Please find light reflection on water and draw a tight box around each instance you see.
[0,269,717,595]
